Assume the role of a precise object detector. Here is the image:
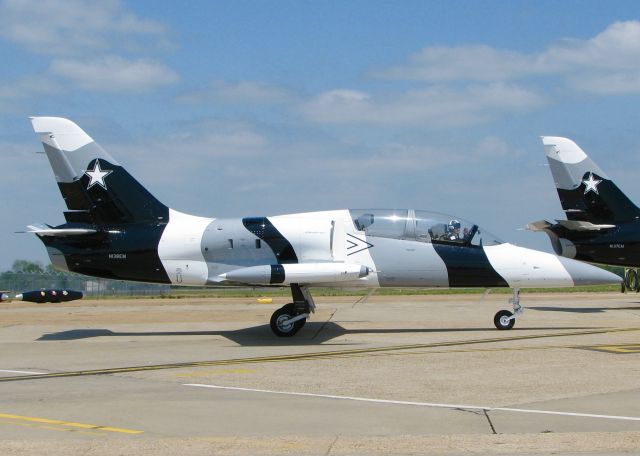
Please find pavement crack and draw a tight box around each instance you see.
[325,434,339,455]
[453,407,483,416]
[453,407,497,434]
[483,409,497,434]
[352,289,376,308]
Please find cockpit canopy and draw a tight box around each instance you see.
[349,209,503,246]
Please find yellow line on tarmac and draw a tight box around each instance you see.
[326,343,577,359]
[582,344,640,354]
[1,326,638,383]
[0,413,143,434]
[0,419,102,436]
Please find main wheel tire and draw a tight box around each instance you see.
[625,269,637,292]
[270,303,306,337]
[494,310,515,330]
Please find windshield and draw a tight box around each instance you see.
[349,209,504,246]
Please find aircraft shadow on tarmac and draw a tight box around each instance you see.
[37,321,596,346]
[529,306,640,314]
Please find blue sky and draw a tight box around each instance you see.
[2,0,640,270]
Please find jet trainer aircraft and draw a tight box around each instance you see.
[530,137,640,288]
[25,118,620,336]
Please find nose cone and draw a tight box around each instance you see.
[484,243,622,288]
[557,257,622,286]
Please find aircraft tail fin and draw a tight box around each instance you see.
[30,117,168,225]
[542,136,640,224]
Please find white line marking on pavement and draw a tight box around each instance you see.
[184,383,640,422]
[0,370,48,375]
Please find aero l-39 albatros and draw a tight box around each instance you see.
[530,136,640,289]
[25,118,619,336]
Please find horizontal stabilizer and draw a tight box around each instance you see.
[23,224,97,236]
[556,219,616,231]
[527,219,615,233]
[526,220,553,232]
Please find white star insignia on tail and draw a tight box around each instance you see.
[583,173,602,195]
[83,160,112,190]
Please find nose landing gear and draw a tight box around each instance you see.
[494,288,522,330]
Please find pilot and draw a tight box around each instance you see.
[442,220,461,241]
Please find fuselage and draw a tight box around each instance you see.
[40,208,616,289]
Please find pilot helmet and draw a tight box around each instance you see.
[448,219,461,230]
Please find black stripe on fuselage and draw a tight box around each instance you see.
[242,217,298,264]
[432,243,508,287]
[270,264,286,284]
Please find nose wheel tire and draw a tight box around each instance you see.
[494,310,515,330]
[270,303,306,337]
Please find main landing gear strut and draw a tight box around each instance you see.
[269,283,315,337]
[493,288,522,330]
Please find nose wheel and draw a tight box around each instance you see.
[493,288,522,330]
[494,309,515,330]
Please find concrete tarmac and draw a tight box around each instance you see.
[1,291,640,455]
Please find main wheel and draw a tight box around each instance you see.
[625,269,637,292]
[494,310,515,330]
[270,303,306,337]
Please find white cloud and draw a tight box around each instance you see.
[378,45,541,82]
[570,72,640,94]
[0,0,169,56]
[0,0,178,95]
[0,75,61,100]
[475,136,513,158]
[0,75,62,114]
[543,21,640,70]
[110,119,268,187]
[375,21,640,94]
[300,84,544,127]
[302,142,452,176]
[49,56,179,92]
[298,20,640,130]
[178,80,296,104]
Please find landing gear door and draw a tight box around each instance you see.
[331,219,347,261]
